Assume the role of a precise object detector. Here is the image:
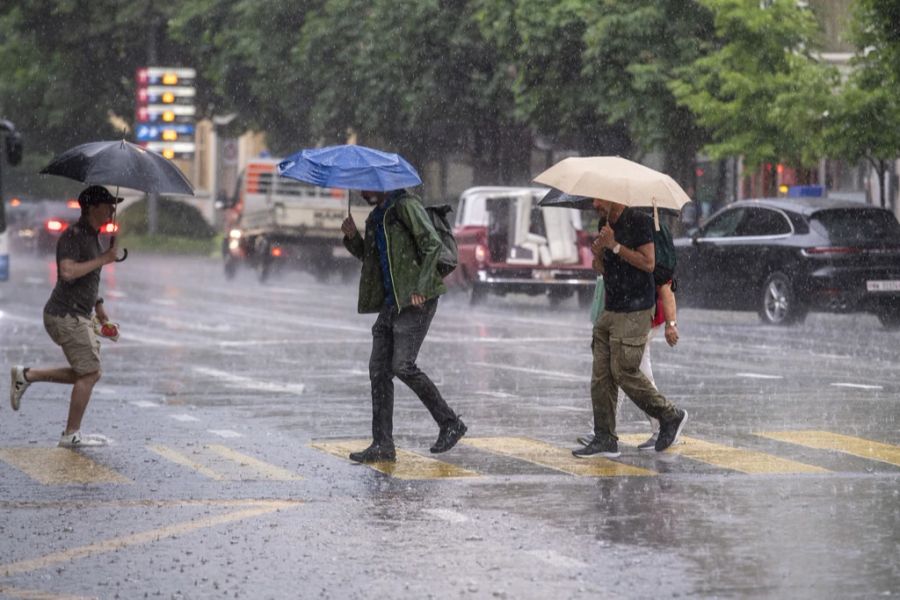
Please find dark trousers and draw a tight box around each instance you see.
[369,297,456,445]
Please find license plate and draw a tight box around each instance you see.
[866,280,900,292]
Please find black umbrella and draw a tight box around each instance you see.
[40,140,194,195]
[41,140,195,262]
[538,187,593,210]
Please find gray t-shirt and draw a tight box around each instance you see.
[44,218,102,318]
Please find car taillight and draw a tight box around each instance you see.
[46,219,67,232]
[101,223,119,234]
[802,246,861,256]
[271,246,283,257]
[475,244,487,264]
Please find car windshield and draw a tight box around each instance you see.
[810,209,900,245]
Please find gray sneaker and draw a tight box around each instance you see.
[572,437,620,458]
[10,366,30,411]
[637,434,658,451]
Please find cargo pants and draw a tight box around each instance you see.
[591,307,678,442]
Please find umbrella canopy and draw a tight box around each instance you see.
[40,140,194,196]
[277,144,422,191]
[533,156,691,212]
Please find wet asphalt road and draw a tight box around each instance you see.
[1,252,898,600]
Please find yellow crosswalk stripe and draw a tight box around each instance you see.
[618,434,828,474]
[310,440,478,480]
[147,445,302,481]
[204,445,303,481]
[756,431,900,467]
[0,448,130,485]
[462,437,655,477]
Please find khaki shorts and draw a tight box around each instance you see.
[43,313,101,375]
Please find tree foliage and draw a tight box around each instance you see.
[2,0,894,200]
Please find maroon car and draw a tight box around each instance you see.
[446,187,597,306]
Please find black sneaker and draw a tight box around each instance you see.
[430,418,467,454]
[349,443,396,463]
[655,409,688,452]
[572,437,620,458]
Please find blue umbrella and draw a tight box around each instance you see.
[277,145,422,192]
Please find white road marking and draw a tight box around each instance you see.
[422,508,469,523]
[193,366,306,395]
[151,298,177,306]
[524,549,588,569]
[469,362,584,382]
[208,429,243,438]
[170,414,200,422]
[130,400,160,408]
[830,382,883,390]
[735,373,784,380]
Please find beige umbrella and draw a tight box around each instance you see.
[533,156,692,229]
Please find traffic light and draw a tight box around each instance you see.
[134,67,196,160]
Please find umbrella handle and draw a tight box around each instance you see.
[109,235,128,262]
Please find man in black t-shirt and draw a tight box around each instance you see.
[9,186,120,447]
[573,198,688,458]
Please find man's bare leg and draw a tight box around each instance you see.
[64,371,100,434]
[22,367,78,385]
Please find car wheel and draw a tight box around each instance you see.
[224,257,238,280]
[548,288,571,308]
[877,306,900,331]
[469,284,487,306]
[759,272,805,325]
[577,288,594,309]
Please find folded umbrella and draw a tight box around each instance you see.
[277,145,422,192]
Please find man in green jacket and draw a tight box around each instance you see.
[341,188,466,463]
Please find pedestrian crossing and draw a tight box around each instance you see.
[0,431,896,484]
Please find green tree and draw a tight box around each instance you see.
[670,0,837,194]
[0,1,190,156]
[824,0,900,208]
[582,0,715,189]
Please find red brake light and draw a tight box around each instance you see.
[46,219,67,232]
[66,199,80,209]
[102,223,119,234]
[271,246,283,257]
[803,246,861,256]
[9,198,21,207]
[475,244,487,264]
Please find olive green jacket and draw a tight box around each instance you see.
[343,191,447,313]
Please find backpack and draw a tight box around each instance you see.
[424,204,458,277]
[652,220,677,287]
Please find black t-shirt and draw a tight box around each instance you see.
[603,208,656,313]
[44,218,102,318]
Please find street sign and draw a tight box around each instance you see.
[135,66,197,159]
[142,141,197,160]
[136,124,195,143]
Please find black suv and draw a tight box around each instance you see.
[675,198,900,329]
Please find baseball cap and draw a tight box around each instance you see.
[78,185,123,207]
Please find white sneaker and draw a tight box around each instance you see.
[58,431,108,448]
[10,366,30,411]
